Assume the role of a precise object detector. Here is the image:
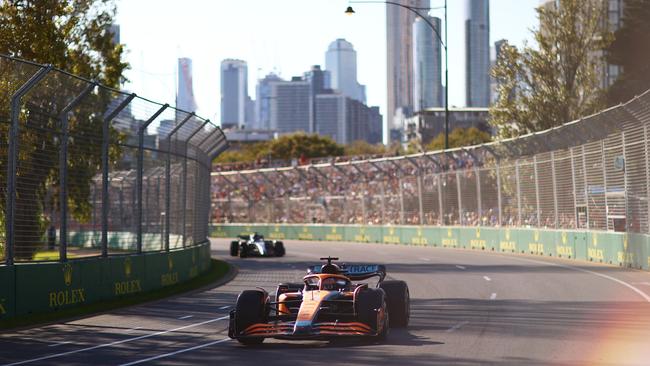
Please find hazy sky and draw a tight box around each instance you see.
[115,0,540,125]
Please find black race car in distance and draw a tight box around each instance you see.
[230,233,285,258]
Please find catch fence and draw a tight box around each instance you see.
[212,90,650,237]
[0,54,228,264]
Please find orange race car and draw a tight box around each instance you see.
[228,257,410,344]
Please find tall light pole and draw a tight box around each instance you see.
[345,0,449,149]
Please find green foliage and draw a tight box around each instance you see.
[214,142,270,164]
[606,0,650,105]
[343,140,386,156]
[490,0,612,139]
[268,133,344,160]
[425,127,492,151]
[0,0,127,258]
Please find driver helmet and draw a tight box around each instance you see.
[321,263,341,274]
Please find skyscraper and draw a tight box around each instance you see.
[465,0,490,107]
[315,94,383,145]
[325,39,365,103]
[387,0,429,141]
[220,59,248,129]
[413,16,443,111]
[254,73,283,130]
[270,77,313,134]
[177,58,198,114]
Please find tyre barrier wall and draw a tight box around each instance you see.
[211,224,650,272]
[0,241,211,321]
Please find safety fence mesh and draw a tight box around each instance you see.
[213,90,650,237]
[0,55,228,263]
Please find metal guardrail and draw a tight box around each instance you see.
[0,54,228,264]
[212,89,650,237]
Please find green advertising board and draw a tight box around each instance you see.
[0,266,14,319]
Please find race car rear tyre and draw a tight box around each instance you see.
[379,280,410,328]
[355,288,386,339]
[239,245,248,258]
[274,241,285,257]
[230,241,239,257]
[234,290,268,345]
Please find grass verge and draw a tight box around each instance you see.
[0,259,231,330]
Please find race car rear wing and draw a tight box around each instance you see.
[307,264,386,282]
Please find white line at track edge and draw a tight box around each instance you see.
[119,338,231,366]
[2,316,229,366]
[178,315,193,320]
[490,293,497,300]
[500,255,650,303]
[456,265,466,270]
[483,276,491,281]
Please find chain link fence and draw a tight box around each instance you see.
[213,90,650,236]
[0,54,228,264]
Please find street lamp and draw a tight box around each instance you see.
[345,1,449,150]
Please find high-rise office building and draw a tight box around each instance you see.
[315,94,382,145]
[413,16,443,111]
[387,0,429,141]
[325,39,365,103]
[177,58,198,114]
[465,0,490,107]
[254,73,284,130]
[269,77,313,133]
[220,59,248,129]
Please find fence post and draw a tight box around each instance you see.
[398,177,405,225]
[380,179,386,224]
[417,173,424,225]
[456,171,462,225]
[645,125,650,234]
[570,147,578,229]
[601,141,609,231]
[58,82,95,262]
[515,159,522,225]
[136,104,168,253]
[496,163,502,226]
[551,151,559,228]
[437,174,444,225]
[534,156,541,227]
[6,65,51,265]
[582,146,589,229]
[183,120,210,247]
[102,93,135,257]
[475,167,482,226]
[164,113,193,252]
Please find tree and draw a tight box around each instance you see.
[606,0,650,105]
[490,0,612,139]
[0,0,127,258]
[268,133,344,161]
[425,127,492,151]
[343,140,386,157]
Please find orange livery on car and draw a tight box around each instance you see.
[228,257,410,344]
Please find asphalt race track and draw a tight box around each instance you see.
[2,238,650,365]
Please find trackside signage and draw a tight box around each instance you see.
[48,263,87,308]
[0,242,211,321]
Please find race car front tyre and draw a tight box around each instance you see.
[379,280,410,328]
[355,288,387,340]
[230,241,239,257]
[274,241,285,257]
[234,290,268,345]
[239,244,248,258]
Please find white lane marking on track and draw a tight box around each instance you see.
[501,256,650,303]
[420,257,430,261]
[219,306,230,310]
[490,293,497,300]
[483,276,491,281]
[445,321,469,333]
[456,265,466,270]
[47,342,71,348]
[178,315,193,320]
[126,327,142,333]
[632,282,650,286]
[2,316,229,366]
[119,338,231,366]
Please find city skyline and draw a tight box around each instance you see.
[115,0,540,141]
